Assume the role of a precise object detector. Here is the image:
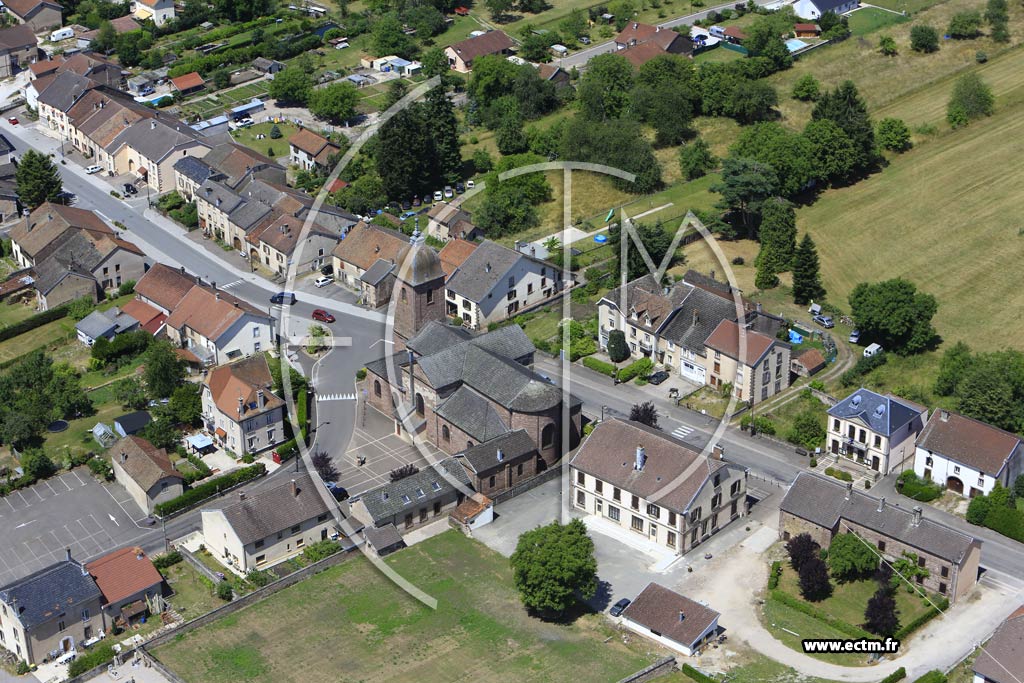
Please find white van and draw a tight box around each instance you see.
[709,25,726,38]
[863,343,883,358]
[50,27,74,42]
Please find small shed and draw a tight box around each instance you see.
[114,411,152,437]
[454,6,469,15]
[92,422,117,448]
[621,583,720,657]
[793,23,821,38]
[792,348,827,377]
[363,524,405,557]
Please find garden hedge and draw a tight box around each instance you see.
[911,671,946,683]
[616,357,653,383]
[68,642,116,677]
[880,667,907,683]
[152,551,183,570]
[154,463,266,516]
[681,664,717,683]
[582,356,616,377]
[893,597,947,640]
[769,589,874,640]
[767,561,782,589]
[0,301,71,343]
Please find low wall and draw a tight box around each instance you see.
[617,656,677,683]
[491,466,561,505]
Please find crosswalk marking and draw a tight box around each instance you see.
[219,280,243,290]
[317,392,356,402]
[671,424,694,440]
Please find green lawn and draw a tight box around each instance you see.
[762,597,865,666]
[0,317,75,363]
[155,531,658,683]
[163,561,223,621]
[694,45,745,64]
[847,7,910,36]
[0,300,36,328]
[228,121,301,159]
[868,0,949,13]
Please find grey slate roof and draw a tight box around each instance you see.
[779,472,978,563]
[973,607,1024,683]
[445,240,529,303]
[359,257,395,286]
[35,71,95,112]
[363,523,404,552]
[34,255,93,296]
[827,388,924,438]
[173,155,215,184]
[435,385,511,442]
[75,308,119,340]
[213,473,332,545]
[356,458,470,525]
[0,560,101,630]
[459,429,537,476]
[659,285,741,352]
[106,118,208,162]
[405,320,472,356]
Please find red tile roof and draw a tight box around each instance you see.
[795,348,826,374]
[171,71,204,92]
[619,41,667,69]
[917,410,1022,477]
[120,298,165,334]
[134,263,197,312]
[704,319,779,366]
[204,355,283,422]
[793,23,820,32]
[724,26,747,40]
[86,546,163,607]
[438,239,477,278]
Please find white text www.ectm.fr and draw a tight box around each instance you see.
[802,638,901,654]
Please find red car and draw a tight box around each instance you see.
[7,117,17,125]
[312,309,335,324]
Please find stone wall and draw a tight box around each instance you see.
[616,656,677,683]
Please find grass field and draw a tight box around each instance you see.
[155,532,657,683]
[229,121,302,159]
[847,7,909,36]
[868,0,949,14]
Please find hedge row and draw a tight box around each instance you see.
[0,301,71,343]
[582,356,616,377]
[769,589,874,640]
[896,471,942,502]
[893,596,947,640]
[68,641,116,677]
[154,463,266,516]
[911,671,946,683]
[880,667,907,683]
[152,550,183,570]
[681,663,717,683]
[616,357,653,383]
[824,467,854,482]
[767,561,782,590]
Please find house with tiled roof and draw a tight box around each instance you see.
[779,471,980,603]
[173,141,284,200]
[32,229,146,310]
[28,54,62,79]
[444,30,513,73]
[105,117,211,191]
[455,429,538,498]
[119,298,165,334]
[620,583,720,656]
[201,354,285,455]
[826,388,927,474]
[245,213,339,276]
[792,0,858,21]
[424,202,479,242]
[133,262,197,313]
[85,546,163,625]
[0,24,39,78]
[792,347,826,377]
[974,606,1024,683]
[2,0,62,33]
[170,70,203,94]
[365,321,581,467]
[164,284,274,367]
[702,319,790,404]
[57,51,125,90]
[351,457,472,532]
[108,435,183,513]
[288,128,341,172]
[74,305,139,346]
[201,473,335,572]
[331,220,409,292]
[130,0,174,25]
[9,202,114,268]
[438,239,477,281]
[570,419,746,555]
[914,409,1024,498]
[0,551,105,665]
[445,240,565,330]
[613,22,692,67]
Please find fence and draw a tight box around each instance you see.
[720,42,749,55]
[617,656,677,683]
[178,547,223,583]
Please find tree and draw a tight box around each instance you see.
[472,148,494,174]
[268,68,313,105]
[496,117,529,155]
[802,118,857,183]
[787,408,826,449]
[518,31,552,62]
[711,157,779,237]
[849,279,937,355]
[269,124,282,139]
[947,11,982,38]
[114,377,148,410]
[791,73,820,101]
[798,556,832,601]
[608,220,674,281]
[910,25,939,53]
[785,533,820,572]
[143,341,186,399]
[679,138,717,180]
[577,53,634,120]
[420,46,448,79]
[425,87,462,185]
[139,416,182,450]
[20,449,55,482]
[211,67,231,90]
[406,5,446,37]
[92,20,116,52]
[890,552,929,591]
[510,519,597,616]
[726,79,779,124]
[745,15,793,71]
[827,533,880,581]
[966,494,993,525]
[876,118,912,152]
[376,105,433,201]
[731,123,815,199]
[559,118,662,193]
[956,352,1024,432]
[987,0,1010,42]
[756,196,797,273]
[607,330,629,363]
[864,584,900,636]
[382,79,410,110]
[559,9,587,44]
[879,34,897,56]
[311,449,340,483]
[811,81,877,175]
[947,73,994,128]
[308,82,359,125]
[791,234,825,305]
[485,0,513,20]
[934,341,973,396]
[15,150,63,209]
[372,13,415,58]
[754,260,778,290]
[168,383,202,426]
[629,401,659,429]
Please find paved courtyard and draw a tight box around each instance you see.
[0,467,150,585]
[338,406,444,496]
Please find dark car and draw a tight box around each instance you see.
[312,309,335,323]
[55,191,76,205]
[401,199,412,211]
[647,371,670,385]
[320,263,334,276]
[326,481,348,501]
[609,598,631,617]
[812,314,834,329]
[123,183,138,195]
[455,182,465,194]
[271,292,297,305]
[412,196,421,207]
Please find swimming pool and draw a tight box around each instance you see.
[786,38,809,52]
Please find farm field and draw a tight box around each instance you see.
[154,531,657,683]
[796,44,1024,350]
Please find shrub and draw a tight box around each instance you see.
[153,464,266,516]
[216,580,233,601]
[947,73,994,128]
[982,504,1024,543]
[606,329,629,363]
[750,415,776,435]
[809,457,817,468]
[117,280,136,296]
[897,471,943,502]
[68,642,116,676]
[16,661,30,675]
[911,671,946,683]
[894,597,947,640]
[880,668,907,683]
[910,25,939,53]
[616,357,653,383]
[302,539,341,563]
[680,664,717,683]
[246,569,272,587]
[0,301,72,342]
[152,550,183,570]
[87,457,113,481]
[877,118,912,152]
[582,356,616,377]
[791,74,820,101]
[356,367,367,380]
[767,560,782,589]
[976,50,987,63]
[731,256,744,265]
[840,352,887,387]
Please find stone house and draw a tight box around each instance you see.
[703,319,791,404]
[84,546,163,625]
[288,128,341,173]
[455,429,538,498]
[350,457,471,532]
[108,436,183,514]
[2,0,62,33]
[0,24,39,79]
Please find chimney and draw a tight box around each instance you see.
[239,491,246,501]
[496,448,504,462]
[237,395,244,416]
[257,389,265,408]
[180,265,186,274]
[692,309,699,326]
[635,445,646,471]
[215,292,220,301]
[940,410,949,422]
[912,506,922,527]
[877,497,886,513]
[136,548,144,560]
[678,610,685,622]
[290,479,298,497]
[633,22,638,29]
[151,120,156,129]
[712,443,724,460]
[845,481,852,500]
[485,262,491,273]
[710,269,715,280]
[234,301,239,308]
[66,548,72,562]
[756,302,763,313]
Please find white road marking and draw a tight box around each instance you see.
[671,424,694,440]
[14,519,36,529]
[16,490,30,507]
[44,480,58,496]
[317,392,356,401]
[108,513,119,527]
[71,470,87,486]
[219,280,243,290]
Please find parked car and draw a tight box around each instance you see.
[647,371,670,385]
[314,275,334,288]
[123,183,138,195]
[400,210,417,221]
[412,196,422,207]
[812,314,834,329]
[443,185,454,198]
[863,343,883,358]
[433,190,443,202]
[609,598,631,617]
[326,481,348,501]
[312,309,336,323]
[455,182,464,194]
[400,199,411,211]
[6,117,17,125]
[579,36,591,44]
[85,164,103,174]
[270,292,297,305]
[848,330,860,344]
[466,180,475,189]
[320,263,333,276]
[55,191,76,205]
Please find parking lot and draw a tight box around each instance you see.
[339,409,444,496]
[0,467,153,585]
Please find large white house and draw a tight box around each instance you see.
[164,285,274,366]
[913,409,1024,498]
[201,355,286,456]
[826,388,927,474]
[792,0,858,20]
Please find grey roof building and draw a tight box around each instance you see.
[106,118,209,165]
[210,473,332,545]
[75,306,139,344]
[827,388,924,438]
[458,429,537,478]
[974,605,1024,683]
[352,457,471,529]
[445,240,526,303]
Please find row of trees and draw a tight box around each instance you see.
[935,344,1024,433]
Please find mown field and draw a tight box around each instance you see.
[154,531,657,683]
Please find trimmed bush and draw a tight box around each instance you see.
[681,664,717,683]
[68,641,116,677]
[982,505,1024,543]
[582,356,616,377]
[769,589,873,639]
[824,467,854,482]
[897,470,942,502]
[302,539,341,563]
[216,580,233,601]
[152,550,183,570]
[881,668,907,683]
[767,561,782,589]
[616,357,653,383]
[154,464,266,516]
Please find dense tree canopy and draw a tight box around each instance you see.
[510,519,597,616]
[848,278,938,355]
[608,220,675,281]
[558,118,662,193]
[308,82,359,125]
[0,351,90,446]
[16,150,63,209]
[947,73,994,128]
[791,234,825,305]
[711,157,780,237]
[827,533,879,581]
[811,80,877,175]
[268,67,313,106]
[577,53,635,121]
